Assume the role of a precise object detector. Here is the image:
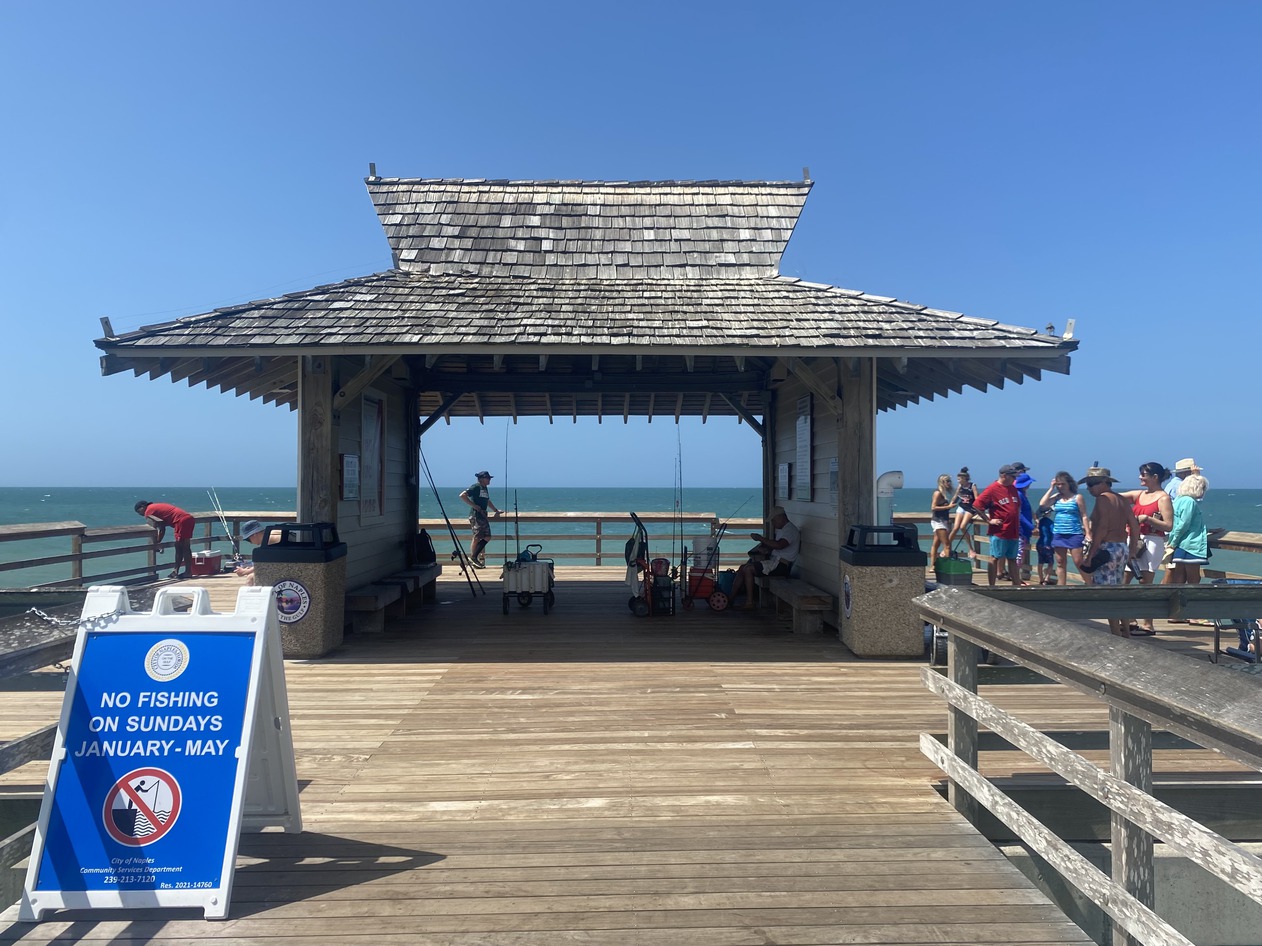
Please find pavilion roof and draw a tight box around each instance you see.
[94,176,1076,418]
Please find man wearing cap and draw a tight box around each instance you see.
[1166,458,1202,502]
[972,465,1022,587]
[1079,465,1142,636]
[459,471,502,568]
[734,506,800,610]
[134,500,196,580]
[232,519,272,582]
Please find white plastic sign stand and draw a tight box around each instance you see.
[19,584,301,921]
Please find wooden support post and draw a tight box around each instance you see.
[595,519,603,565]
[947,634,980,826]
[297,355,336,523]
[838,357,875,541]
[1109,706,1154,946]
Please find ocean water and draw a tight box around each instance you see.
[1,486,1259,588]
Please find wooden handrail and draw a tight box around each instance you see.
[915,586,1262,946]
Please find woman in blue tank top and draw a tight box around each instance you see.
[1037,471,1090,586]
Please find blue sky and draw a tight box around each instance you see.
[2,1,1258,490]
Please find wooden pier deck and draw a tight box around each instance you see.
[0,565,1168,944]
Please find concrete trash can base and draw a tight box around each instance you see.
[252,522,348,659]
[839,525,927,658]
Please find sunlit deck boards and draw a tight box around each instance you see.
[0,567,1105,943]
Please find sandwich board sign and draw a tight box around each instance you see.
[19,584,301,921]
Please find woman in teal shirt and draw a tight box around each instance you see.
[1163,473,1209,585]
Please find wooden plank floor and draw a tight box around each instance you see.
[0,565,1145,944]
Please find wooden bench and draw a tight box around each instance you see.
[344,583,402,635]
[760,577,835,636]
[345,564,444,634]
[394,563,442,605]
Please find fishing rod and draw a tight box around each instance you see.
[206,488,239,559]
[418,447,483,597]
[513,490,521,560]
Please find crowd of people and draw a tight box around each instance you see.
[927,458,1213,637]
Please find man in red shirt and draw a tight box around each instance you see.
[973,464,1022,587]
[134,500,196,579]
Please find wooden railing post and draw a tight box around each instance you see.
[947,633,980,825]
[70,530,83,584]
[1109,706,1154,946]
[595,518,603,566]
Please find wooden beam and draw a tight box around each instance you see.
[297,355,335,522]
[786,358,840,415]
[334,355,400,411]
[418,393,462,436]
[838,357,875,536]
[719,393,764,437]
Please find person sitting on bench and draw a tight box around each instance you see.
[734,506,800,611]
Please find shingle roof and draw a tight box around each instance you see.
[94,175,1077,417]
[104,270,1066,356]
[367,178,810,278]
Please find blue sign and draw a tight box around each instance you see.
[34,630,255,893]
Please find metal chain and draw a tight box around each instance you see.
[25,607,127,629]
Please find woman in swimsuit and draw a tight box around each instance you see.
[945,467,978,562]
[1036,471,1090,586]
[929,473,955,560]
[1118,462,1174,634]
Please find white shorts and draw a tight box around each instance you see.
[1134,534,1166,573]
[930,516,950,532]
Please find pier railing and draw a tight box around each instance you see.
[0,512,759,589]
[916,586,1262,946]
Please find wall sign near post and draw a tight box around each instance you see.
[20,585,301,922]
[795,395,812,500]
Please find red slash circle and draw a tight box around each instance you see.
[102,767,182,846]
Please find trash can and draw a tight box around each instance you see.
[838,524,927,657]
[252,522,348,659]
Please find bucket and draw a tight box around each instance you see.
[650,558,671,577]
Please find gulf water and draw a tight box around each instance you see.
[1,485,1259,588]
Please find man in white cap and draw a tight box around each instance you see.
[233,519,269,581]
[734,506,800,610]
[1166,458,1202,502]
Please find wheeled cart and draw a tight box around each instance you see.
[501,553,556,615]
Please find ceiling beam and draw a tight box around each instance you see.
[719,393,764,437]
[786,357,841,415]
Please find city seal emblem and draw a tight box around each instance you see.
[145,639,189,683]
[273,579,312,624]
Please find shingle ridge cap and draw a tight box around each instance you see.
[366,177,811,189]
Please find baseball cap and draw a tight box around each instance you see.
[475,471,493,479]
[1011,462,1029,473]
[998,464,1017,476]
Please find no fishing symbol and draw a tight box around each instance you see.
[102,767,182,846]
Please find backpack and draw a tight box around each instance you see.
[414,529,436,566]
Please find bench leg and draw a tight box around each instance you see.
[793,610,824,637]
[422,580,437,604]
[350,610,386,635]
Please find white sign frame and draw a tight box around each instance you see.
[19,584,301,922]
